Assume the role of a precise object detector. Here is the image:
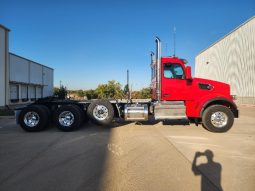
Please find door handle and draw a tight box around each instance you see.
[163,94,170,97]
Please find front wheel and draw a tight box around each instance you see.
[202,105,234,132]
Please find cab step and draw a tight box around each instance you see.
[153,101,187,120]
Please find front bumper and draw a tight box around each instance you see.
[233,109,239,118]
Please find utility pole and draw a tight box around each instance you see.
[127,70,130,100]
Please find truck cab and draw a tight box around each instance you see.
[151,37,238,132]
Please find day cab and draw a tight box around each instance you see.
[150,39,238,132]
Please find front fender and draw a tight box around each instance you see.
[186,94,237,118]
[199,97,238,118]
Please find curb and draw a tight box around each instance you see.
[0,116,15,119]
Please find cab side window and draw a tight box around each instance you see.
[164,63,184,79]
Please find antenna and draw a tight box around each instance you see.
[173,26,176,56]
[165,43,168,56]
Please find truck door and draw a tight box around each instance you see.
[161,63,190,101]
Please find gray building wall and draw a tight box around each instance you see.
[9,53,54,104]
[43,67,54,97]
[195,16,255,104]
[0,25,9,108]
[0,24,54,107]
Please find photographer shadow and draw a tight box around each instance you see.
[192,150,223,191]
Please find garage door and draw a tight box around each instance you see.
[36,87,42,99]
[29,86,36,101]
[10,84,19,102]
[21,85,28,101]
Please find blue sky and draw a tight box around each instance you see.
[0,0,254,90]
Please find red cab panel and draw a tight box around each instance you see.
[157,57,234,118]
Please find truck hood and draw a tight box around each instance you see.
[192,78,231,97]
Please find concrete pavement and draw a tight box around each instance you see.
[0,106,254,191]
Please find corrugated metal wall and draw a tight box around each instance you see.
[195,16,255,104]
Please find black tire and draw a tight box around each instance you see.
[87,99,114,125]
[53,105,83,131]
[39,105,51,119]
[19,105,49,132]
[72,104,88,124]
[202,105,234,132]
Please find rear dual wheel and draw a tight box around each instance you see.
[19,104,86,132]
[54,105,84,131]
[19,105,50,132]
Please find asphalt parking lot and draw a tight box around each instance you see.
[0,105,254,191]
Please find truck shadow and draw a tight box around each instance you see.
[0,120,128,191]
[1,119,223,191]
[133,119,190,126]
[192,150,223,191]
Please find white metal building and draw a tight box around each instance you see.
[0,24,54,108]
[195,16,255,104]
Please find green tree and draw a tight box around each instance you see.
[54,85,67,99]
[123,84,129,95]
[96,80,124,99]
[131,87,151,99]
[96,84,108,99]
[140,87,151,99]
[77,89,85,97]
[53,87,59,95]
[131,91,141,99]
[123,84,130,99]
[84,89,98,100]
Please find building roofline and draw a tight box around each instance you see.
[9,52,54,70]
[197,15,255,56]
[0,24,11,31]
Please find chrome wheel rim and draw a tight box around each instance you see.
[211,111,228,128]
[93,105,108,121]
[59,111,74,127]
[24,112,40,127]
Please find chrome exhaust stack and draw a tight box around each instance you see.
[155,37,161,101]
[150,51,155,81]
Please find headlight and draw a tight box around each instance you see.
[231,95,237,100]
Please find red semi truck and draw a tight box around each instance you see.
[15,37,238,132]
